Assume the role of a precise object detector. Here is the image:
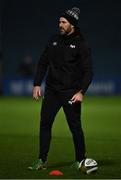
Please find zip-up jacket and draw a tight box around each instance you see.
[34,28,93,94]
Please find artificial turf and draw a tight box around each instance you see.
[0,95,120,179]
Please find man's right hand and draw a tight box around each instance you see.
[33,86,41,100]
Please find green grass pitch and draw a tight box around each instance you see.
[0,95,121,179]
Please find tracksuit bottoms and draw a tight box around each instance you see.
[39,87,86,162]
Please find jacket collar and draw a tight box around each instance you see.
[60,27,81,40]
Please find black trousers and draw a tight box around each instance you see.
[39,87,86,162]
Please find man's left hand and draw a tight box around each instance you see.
[71,91,84,103]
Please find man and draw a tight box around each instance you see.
[28,7,93,170]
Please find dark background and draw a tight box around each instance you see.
[0,0,121,94]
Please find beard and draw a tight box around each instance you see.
[59,26,72,35]
[59,28,67,35]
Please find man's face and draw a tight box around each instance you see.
[59,17,73,35]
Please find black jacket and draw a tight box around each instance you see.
[34,28,93,94]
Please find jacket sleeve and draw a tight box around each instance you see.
[79,41,93,94]
[33,46,49,86]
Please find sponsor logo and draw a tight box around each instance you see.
[70,44,76,48]
[53,42,57,46]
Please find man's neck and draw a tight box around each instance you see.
[67,28,75,36]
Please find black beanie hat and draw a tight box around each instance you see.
[61,7,80,26]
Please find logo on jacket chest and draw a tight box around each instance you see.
[52,42,58,46]
[70,44,76,48]
[52,42,76,49]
